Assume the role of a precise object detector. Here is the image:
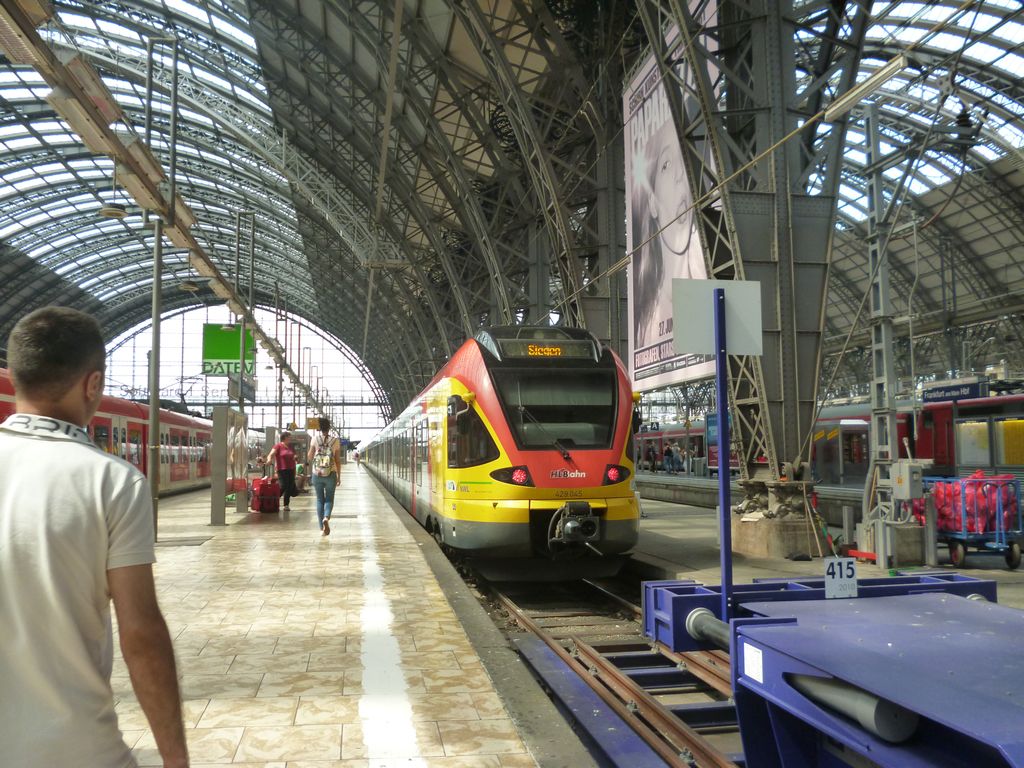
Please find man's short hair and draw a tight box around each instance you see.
[318,416,331,433]
[280,431,291,439]
[7,306,106,399]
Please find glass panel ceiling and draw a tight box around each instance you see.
[0,0,1021,343]
[0,0,311,331]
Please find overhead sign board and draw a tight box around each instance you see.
[672,279,764,356]
[227,373,256,402]
[202,323,255,376]
[706,412,734,446]
[922,380,989,403]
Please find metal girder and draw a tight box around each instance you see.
[388,9,536,320]
[639,0,870,515]
[68,30,446,381]
[450,0,587,327]
[67,20,405,273]
[290,206,427,401]
[245,4,468,356]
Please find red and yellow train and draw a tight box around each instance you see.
[362,326,641,577]
[0,369,215,494]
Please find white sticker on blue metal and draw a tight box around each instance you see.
[743,641,764,684]
[824,556,858,599]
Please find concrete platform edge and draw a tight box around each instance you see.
[366,473,598,768]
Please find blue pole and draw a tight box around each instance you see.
[714,288,732,621]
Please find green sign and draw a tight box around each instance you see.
[202,323,255,376]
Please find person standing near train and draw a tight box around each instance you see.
[0,306,188,768]
[266,429,298,511]
[308,416,341,536]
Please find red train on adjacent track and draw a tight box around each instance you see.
[1,369,214,494]
[637,392,1024,484]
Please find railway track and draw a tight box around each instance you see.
[483,577,742,767]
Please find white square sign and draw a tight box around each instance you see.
[824,557,858,599]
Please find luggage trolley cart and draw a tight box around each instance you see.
[924,474,1023,569]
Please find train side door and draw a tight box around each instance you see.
[196,430,212,478]
[169,429,187,483]
[107,415,126,460]
[160,429,170,488]
[415,415,430,521]
[125,422,145,473]
[90,416,113,453]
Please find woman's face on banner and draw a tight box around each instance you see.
[650,139,692,255]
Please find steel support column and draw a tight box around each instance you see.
[639,0,870,515]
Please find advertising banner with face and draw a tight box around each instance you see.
[624,22,715,390]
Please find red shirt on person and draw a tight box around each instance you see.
[271,441,296,471]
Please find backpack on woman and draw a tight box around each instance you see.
[311,433,336,477]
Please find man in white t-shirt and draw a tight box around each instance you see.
[0,307,188,768]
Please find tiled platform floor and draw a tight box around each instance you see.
[115,465,538,767]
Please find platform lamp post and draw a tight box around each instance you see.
[143,34,179,540]
[301,345,311,424]
[234,210,256,416]
[274,282,284,429]
[310,365,319,414]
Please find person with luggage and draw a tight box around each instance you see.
[307,417,341,536]
[265,430,298,511]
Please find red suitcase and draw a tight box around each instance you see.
[250,477,281,513]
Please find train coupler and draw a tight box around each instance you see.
[548,501,602,554]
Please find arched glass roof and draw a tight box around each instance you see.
[1,0,1022,408]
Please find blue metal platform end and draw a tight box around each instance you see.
[513,636,669,768]
[733,593,1024,767]
[643,574,998,652]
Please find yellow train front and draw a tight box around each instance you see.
[363,326,640,578]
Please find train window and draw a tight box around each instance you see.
[93,424,110,451]
[956,419,991,466]
[171,434,181,463]
[121,427,127,458]
[448,405,499,468]
[994,417,1024,465]
[491,369,616,450]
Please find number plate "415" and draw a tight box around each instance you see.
[824,557,858,599]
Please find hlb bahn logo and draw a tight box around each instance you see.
[550,469,587,479]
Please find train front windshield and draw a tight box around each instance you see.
[491,369,617,450]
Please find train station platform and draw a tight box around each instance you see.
[121,465,593,767]
[626,494,1024,611]
[124,469,1024,766]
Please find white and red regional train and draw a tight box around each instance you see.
[1,369,214,494]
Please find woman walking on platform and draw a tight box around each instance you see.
[308,417,341,536]
[266,430,298,511]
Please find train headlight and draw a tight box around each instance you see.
[490,466,535,486]
[603,465,630,485]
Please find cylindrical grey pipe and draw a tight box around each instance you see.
[685,607,730,651]
[790,674,919,743]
